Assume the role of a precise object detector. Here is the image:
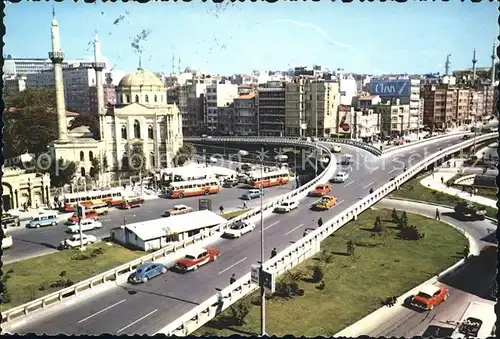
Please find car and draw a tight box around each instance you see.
[312,195,337,210]
[330,172,349,183]
[27,213,59,228]
[128,262,168,284]
[162,204,193,217]
[241,189,264,200]
[308,184,331,197]
[223,177,239,187]
[331,145,342,153]
[223,221,256,238]
[66,219,102,233]
[120,196,145,209]
[90,203,109,215]
[423,134,433,139]
[58,234,97,250]
[66,209,99,225]
[462,135,470,140]
[2,232,13,249]
[1,213,20,228]
[341,154,354,165]
[410,285,449,311]
[274,200,299,213]
[174,247,221,272]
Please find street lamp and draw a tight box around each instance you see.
[239,148,266,336]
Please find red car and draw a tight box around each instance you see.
[174,247,221,272]
[410,285,449,311]
[65,210,99,225]
[308,184,331,197]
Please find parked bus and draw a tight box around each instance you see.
[451,301,496,338]
[249,169,290,189]
[63,188,124,212]
[165,179,221,199]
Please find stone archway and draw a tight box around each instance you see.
[2,182,14,211]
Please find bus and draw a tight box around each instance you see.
[451,301,496,338]
[63,188,124,212]
[249,169,290,189]
[165,179,221,199]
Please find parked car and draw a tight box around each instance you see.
[223,221,256,238]
[162,204,193,217]
[330,171,349,183]
[1,213,20,228]
[90,203,109,215]
[223,177,239,187]
[331,145,342,153]
[58,234,97,250]
[410,285,449,311]
[128,262,168,284]
[66,219,102,233]
[27,213,59,228]
[237,174,249,183]
[341,154,354,165]
[174,247,221,272]
[66,209,99,225]
[274,200,299,213]
[241,189,264,200]
[462,135,470,140]
[308,184,331,197]
[120,196,145,209]
[2,232,13,249]
[312,195,337,210]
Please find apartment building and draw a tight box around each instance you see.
[234,93,258,136]
[456,89,471,125]
[339,76,358,106]
[3,76,27,98]
[373,98,413,137]
[421,84,457,129]
[257,81,286,136]
[178,83,207,136]
[166,85,180,105]
[217,104,235,135]
[285,78,341,137]
[205,82,238,133]
[2,56,58,78]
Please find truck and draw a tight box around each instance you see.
[454,201,486,221]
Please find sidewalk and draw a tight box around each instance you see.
[420,171,497,209]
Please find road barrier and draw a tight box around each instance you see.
[1,139,336,325]
[155,132,497,336]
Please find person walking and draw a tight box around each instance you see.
[219,204,224,215]
[435,208,440,220]
[242,201,248,209]
[270,248,277,258]
[440,176,444,184]
[317,217,323,228]
[303,229,309,237]
[230,274,236,284]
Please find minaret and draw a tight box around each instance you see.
[178,57,181,73]
[472,49,477,85]
[491,42,496,84]
[444,54,451,76]
[93,32,106,140]
[49,7,68,142]
[171,50,175,74]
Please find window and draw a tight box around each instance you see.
[134,120,141,139]
[121,125,127,139]
[80,167,86,177]
[126,95,130,103]
[148,125,154,139]
[154,95,158,102]
[145,95,149,103]
[89,151,94,162]
[135,95,139,103]
[80,151,84,162]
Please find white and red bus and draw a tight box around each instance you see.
[166,179,221,199]
[63,188,124,212]
[249,169,290,189]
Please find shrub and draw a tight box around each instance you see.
[228,299,251,326]
[391,208,399,223]
[275,275,300,299]
[65,279,75,287]
[398,224,423,240]
[319,249,334,264]
[71,252,92,260]
[1,286,11,304]
[346,240,355,256]
[311,264,325,283]
[398,211,409,229]
[59,270,67,277]
[49,279,68,288]
[288,269,308,282]
[7,269,14,274]
[373,216,385,232]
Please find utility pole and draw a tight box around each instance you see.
[259,151,266,336]
[77,204,85,250]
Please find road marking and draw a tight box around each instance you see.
[78,299,127,323]
[369,167,379,173]
[116,309,158,334]
[344,181,355,187]
[263,221,280,231]
[336,199,345,206]
[285,224,304,235]
[388,168,398,174]
[363,182,374,189]
[218,257,247,275]
[360,153,365,158]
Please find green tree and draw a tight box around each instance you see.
[373,216,385,232]
[391,208,399,223]
[311,264,325,283]
[89,157,101,180]
[346,240,355,256]
[5,88,56,110]
[398,224,423,240]
[19,106,59,154]
[69,114,100,138]
[228,299,251,326]
[124,141,147,175]
[398,211,409,229]
[3,119,25,158]
[46,158,77,187]
[174,152,188,167]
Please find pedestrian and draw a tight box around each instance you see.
[219,204,224,215]
[317,217,323,228]
[453,161,456,168]
[270,248,277,258]
[435,208,440,220]
[303,229,308,237]
[243,201,247,209]
[230,274,236,284]
[440,176,444,184]
[463,246,469,258]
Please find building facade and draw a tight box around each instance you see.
[374,98,412,137]
[205,82,238,133]
[258,81,286,136]
[234,93,258,136]
[2,167,51,211]
[178,83,207,136]
[3,76,27,98]
[217,104,235,135]
[2,56,58,78]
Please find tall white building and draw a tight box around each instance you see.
[339,76,358,106]
[205,82,238,132]
[2,56,57,79]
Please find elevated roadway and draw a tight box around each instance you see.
[4,133,487,335]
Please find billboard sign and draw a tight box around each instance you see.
[370,80,410,97]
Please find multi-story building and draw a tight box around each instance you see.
[89,72,117,115]
[205,82,238,133]
[339,75,357,106]
[258,81,286,137]
[178,83,207,136]
[284,78,341,137]
[217,104,235,135]
[373,98,413,137]
[234,93,258,136]
[2,56,59,78]
[455,89,471,126]
[3,76,27,98]
[166,85,180,105]
[421,84,457,130]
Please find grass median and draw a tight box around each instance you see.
[445,174,497,200]
[222,209,249,220]
[194,208,468,337]
[390,173,497,219]
[0,243,144,312]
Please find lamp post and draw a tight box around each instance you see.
[239,148,266,336]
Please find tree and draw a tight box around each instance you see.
[228,299,250,326]
[3,119,25,158]
[398,224,423,240]
[391,208,399,223]
[179,143,196,157]
[174,151,188,167]
[46,158,76,187]
[346,240,355,256]
[69,114,100,138]
[89,157,101,180]
[124,141,147,175]
[398,211,409,229]
[20,106,59,154]
[311,264,325,283]
[373,216,385,232]
[5,88,56,110]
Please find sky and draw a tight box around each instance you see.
[4,1,499,75]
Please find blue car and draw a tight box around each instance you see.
[128,262,168,284]
[241,189,264,200]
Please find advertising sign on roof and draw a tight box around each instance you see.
[369,80,410,97]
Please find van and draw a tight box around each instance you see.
[120,196,145,209]
[28,213,59,228]
[91,203,109,215]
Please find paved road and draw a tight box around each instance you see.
[363,199,496,338]
[5,133,486,335]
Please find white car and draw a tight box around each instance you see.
[2,234,13,249]
[223,221,256,238]
[331,145,342,153]
[66,219,102,233]
[274,200,299,213]
[330,171,349,183]
[59,234,97,249]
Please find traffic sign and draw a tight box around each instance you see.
[251,264,260,285]
[199,198,212,211]
[250,264,275,293]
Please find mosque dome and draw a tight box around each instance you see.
[118,68,164,88]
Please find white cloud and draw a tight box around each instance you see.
[273,19,352,48]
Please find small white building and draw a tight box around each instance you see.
[110,210,228,251]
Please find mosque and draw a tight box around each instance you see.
[47,10,183,180]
